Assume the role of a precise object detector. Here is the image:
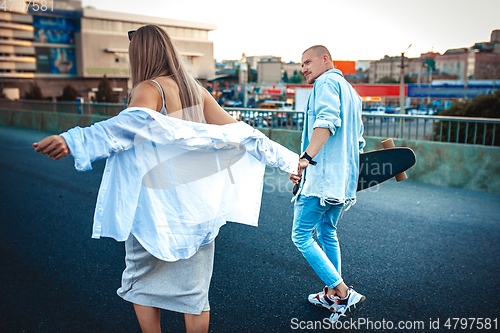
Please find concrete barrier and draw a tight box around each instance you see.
[0,109,109,133]
[259,128,500,194]
[365,138,500,194]
[2,109,499,194]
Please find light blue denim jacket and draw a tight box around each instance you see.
[294,69,365,206]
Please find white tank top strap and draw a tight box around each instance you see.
[150,79,167,115]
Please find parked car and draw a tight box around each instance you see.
[363,106,386,114]
[407,109,436,116]
[259,100,293,111]
[384,106,397,114]
[225,100,243,107]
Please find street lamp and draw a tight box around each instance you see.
[399,44,411,138]
[399,44,412,115]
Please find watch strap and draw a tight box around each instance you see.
[300,152,317,165]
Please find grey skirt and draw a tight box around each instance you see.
[117,234,215,315]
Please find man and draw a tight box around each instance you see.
[289,45,366,322]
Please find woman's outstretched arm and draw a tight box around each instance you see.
[32,111,152,171]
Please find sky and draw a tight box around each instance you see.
[81,0,500,63]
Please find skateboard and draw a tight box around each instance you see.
[292,139,416,195]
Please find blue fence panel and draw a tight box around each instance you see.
[408,84,496,98]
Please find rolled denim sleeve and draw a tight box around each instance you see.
[313,82,342,135]
[358,122,366,153]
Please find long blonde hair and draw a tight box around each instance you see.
[129,25,203,122]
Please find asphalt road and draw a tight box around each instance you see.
[1,124,499,333]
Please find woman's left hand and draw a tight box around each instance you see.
[33,135,70,160]
[289,159,309,184]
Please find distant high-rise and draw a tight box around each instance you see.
[491,30,500,44]
[368,29,500,83]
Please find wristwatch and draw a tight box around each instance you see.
[300,151,317,165]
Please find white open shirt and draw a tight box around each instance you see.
[60,107,299,261]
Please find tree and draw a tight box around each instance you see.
[282,71,289,83]
[248,68,257,83]
[95,75,117,103]
[59,84,81,101]
[24,82,44,100]
[377,76,399,84]
[433,90,500,146]
[289,70,304,84]
[425,59,436,72]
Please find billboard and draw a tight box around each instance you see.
[352,84,403,97]
[36,47,77,75]
[50,48,76,74]
[407,85,495,98]
[33,16,75,44]
[333,61,356,75]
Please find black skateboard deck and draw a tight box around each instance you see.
[292,147,416,195]
[357,147,416,191]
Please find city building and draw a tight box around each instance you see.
[0,0,216,101]
[470,29,500,80]
[368,55,424,84]
[473,50,500,80]
[246,55,280,70]
[435,29,500,81]
[257,58,282,84]
[434,48,470,80]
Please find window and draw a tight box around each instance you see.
[92,19,102,30]
[166,26,177,37]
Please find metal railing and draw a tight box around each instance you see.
[361,113,500,146]
[225,108,305,131]
[227,108,500,146]
[1,99,499,146]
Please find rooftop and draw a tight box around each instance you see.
[82,8,217,31]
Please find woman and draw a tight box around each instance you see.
[33,25,297,333]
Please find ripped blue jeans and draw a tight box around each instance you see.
[291,195,344,289]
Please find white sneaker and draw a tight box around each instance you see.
[308,286,339,312]
[329,287,366,322]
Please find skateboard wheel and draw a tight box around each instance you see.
[395,173,408,182]
[381,138,408,182]
[381,138,395,149]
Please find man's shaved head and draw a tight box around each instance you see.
[302,45,332,61]
[301,45,334,83]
